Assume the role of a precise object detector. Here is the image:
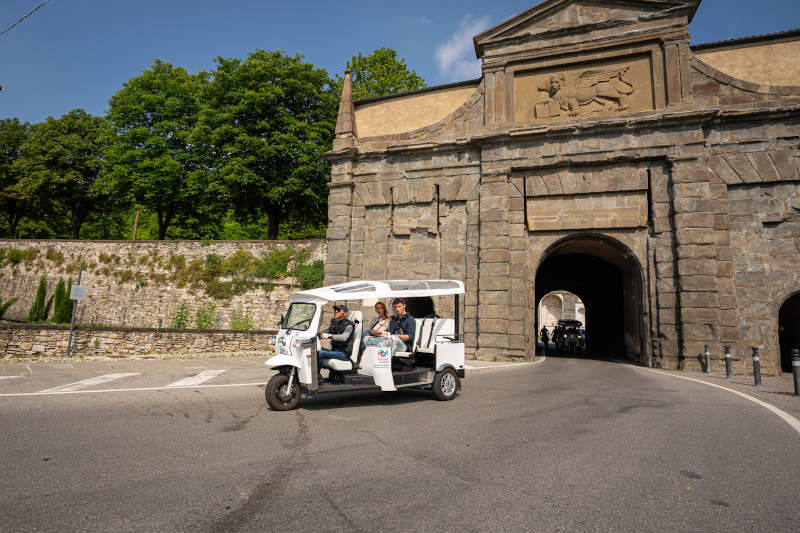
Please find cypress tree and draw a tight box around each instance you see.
[52,279,67,323]
[27,276,48,323]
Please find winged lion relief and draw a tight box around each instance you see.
[534,65,636,120]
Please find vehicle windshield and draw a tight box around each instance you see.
[282,303,316,331]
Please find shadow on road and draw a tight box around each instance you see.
[538,346,639,365]
[299,388,433,411]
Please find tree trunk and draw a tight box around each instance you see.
[266,207,281,240]
[6,214,20,239]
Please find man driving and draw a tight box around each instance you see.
[317,304,355,380]
[388,298,416,354]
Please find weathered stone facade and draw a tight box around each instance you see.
[325,0,800,374]
[0,239,325,330]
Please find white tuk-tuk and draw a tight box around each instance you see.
[264,280,465,410]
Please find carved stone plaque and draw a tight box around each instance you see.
[514,55,654,124]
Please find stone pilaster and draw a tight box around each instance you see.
[324,71,357,285]
[669,156,734,370]
[648,164,681,368]
[477,166,523,359]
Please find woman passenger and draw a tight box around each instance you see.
[361,301,390,350]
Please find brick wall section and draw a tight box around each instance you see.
[0,323,276,358]
[0,240,325,330]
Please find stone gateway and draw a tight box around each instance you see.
[324,0,800,375]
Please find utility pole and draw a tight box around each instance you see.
[65,265,83,358]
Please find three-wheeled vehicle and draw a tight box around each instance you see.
[556,319,585,354]
[264,280,466,410]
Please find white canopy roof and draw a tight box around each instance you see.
[289,280,465,304]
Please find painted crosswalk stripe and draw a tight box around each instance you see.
[38,373,141,393]
[166,369,227,388]
[0,376,21,381]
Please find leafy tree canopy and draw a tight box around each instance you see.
[15,110,112,239]
[100,59,209,240]
[0,118,30,237]
[338,47,427,100]
[195,50,337,240]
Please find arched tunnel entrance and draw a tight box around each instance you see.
[535,235,646,362]
[778,292,800,372]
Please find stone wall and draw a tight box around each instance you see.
[0,323,276,358]
[0,240,325,330]
[325,0,800,374]
[729,182,800,375]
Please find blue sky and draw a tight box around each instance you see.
[2,0,799,124]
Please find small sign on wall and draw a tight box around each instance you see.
[69,285,86,301]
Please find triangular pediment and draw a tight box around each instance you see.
[474,0,699,57]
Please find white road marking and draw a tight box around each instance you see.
[466,356,546,371]
[0,376,22,381]
[38,373,141,393]
[0,382,264,397]
[166,369,227,388]
[635,367,800,437]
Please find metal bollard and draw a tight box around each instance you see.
[704,344,711,374]
[792,349,800,397]
[724,346,733,379]
[752,347,762,386]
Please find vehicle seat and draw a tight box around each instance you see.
[416,318,455,354]
[323,310,362,371]
[393,318,421,358]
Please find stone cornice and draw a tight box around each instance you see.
[482,26,687,68]
[331,105,800,160]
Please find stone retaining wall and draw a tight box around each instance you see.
[0,239,325,330]
[0,323,277,358]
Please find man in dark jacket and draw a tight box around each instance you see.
[388,298,416,353]
[317,304,355,379]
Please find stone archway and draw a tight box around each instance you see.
[539,293,563,328]
[535,234,646,362]
[778,292,800,372]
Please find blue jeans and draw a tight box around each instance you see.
[317,348,349,374]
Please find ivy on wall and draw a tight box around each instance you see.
[0,245,325,302]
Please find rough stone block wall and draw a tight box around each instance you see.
[527,191,647,231]
[0,240,325,330]
[729,182,800,374]
[0,324,275,358]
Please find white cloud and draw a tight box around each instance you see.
[417,16,432,26]
[434,14,492,81]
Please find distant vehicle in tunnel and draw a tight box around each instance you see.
[556,319,585,354]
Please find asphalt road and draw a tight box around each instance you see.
[1,355,798,532]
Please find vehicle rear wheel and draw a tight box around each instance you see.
[432,368,459,401]
[266,373,301,411]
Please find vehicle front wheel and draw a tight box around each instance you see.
[432,368,459,401]
[266,373,301,411]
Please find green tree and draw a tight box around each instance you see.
[51,279,73,324]
[0,118,30,238]
[0,296,19,320]
[338,47,427,100]
[195,50,337,240]
[15,110,112,238]
[27,276,52,323]
[101,59,209,240]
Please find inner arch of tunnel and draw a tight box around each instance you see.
[534,234,646,362]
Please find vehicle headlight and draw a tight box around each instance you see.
[275,336,289,355]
